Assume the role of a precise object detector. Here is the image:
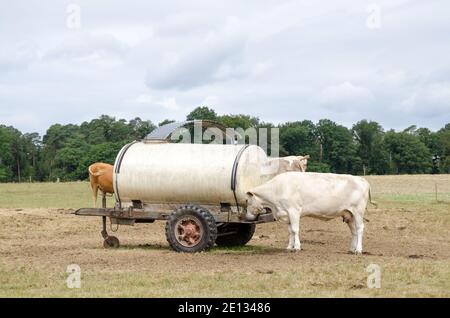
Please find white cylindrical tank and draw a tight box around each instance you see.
[113,142,269,206]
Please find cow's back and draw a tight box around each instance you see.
[256,172,370,217]
[89,163,114,193]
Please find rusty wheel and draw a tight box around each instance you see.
[103,236,120,248]
[174,216,204,247]
[165,205,217,253]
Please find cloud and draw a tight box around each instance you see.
[146,16,247,90]
[1,0,450,134]
[157,97,180,111]
[400,82,450,115]
[0,43,38,72]
[130,94,153,104]
[201,95,219,107]
[155,11,218,37]
[377,70,408,86]
[43,32,128,65]
[0,112,42,129]
[92,26,154,47]
[127,94,181,111]
[318,82,374,105]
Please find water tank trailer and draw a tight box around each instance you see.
[75,121,275,252]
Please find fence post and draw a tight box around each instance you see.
[435,183,438,202]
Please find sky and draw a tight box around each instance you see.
[0,0,449,136]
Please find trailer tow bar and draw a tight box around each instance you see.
[100,193,120,248]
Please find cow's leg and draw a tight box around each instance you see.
[343,210,357,253]
[287,208,302,251]
[286,224,295,250]
[354,214,365,254]
[347,218,358,253]
[91,184,98,208]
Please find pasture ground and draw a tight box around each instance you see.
[0,175,449,297]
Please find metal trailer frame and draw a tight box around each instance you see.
[74,194,275,249]
[74,120,275,252]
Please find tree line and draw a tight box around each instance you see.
[0,106,449,182]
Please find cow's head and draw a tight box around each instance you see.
[296,155,310,172]
[245,191,264,221]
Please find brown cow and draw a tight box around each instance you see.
[88,163,114,207]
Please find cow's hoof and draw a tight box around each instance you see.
[349,250,362,255]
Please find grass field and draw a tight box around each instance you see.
[0,175,449,297]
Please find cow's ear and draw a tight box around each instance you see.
[304,155,310,159]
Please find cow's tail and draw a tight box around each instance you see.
[88,166,103,177]
[362,185,377,222]
[368,186,378,208]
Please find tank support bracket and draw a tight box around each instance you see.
[101,193,109,239]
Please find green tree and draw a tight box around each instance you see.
[186,106,218,121]
[77,142,124,179]
[0,126,16,181]
[41,124,80,180]
[315,119,360,174]
[21,132,41,181]
[279,120,318,157]
[352,120,389,175]
[80,115,130,143]
[436,124,450,173]
[217,114,260,145]
[158,119,176,127]
[1,111,449,182]
[53,137,89,180]
[278,120,330,172]
[0,126,41,182]
[218,114,259,129]
[128,117,156,140]
[384,131,432,174]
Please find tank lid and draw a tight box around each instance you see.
[144,120,241,142]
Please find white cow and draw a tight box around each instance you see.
[268,155,310,174]
[245,172,377,254]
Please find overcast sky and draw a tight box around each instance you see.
[0,0,449,136]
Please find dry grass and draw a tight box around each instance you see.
[0,175,449,297]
